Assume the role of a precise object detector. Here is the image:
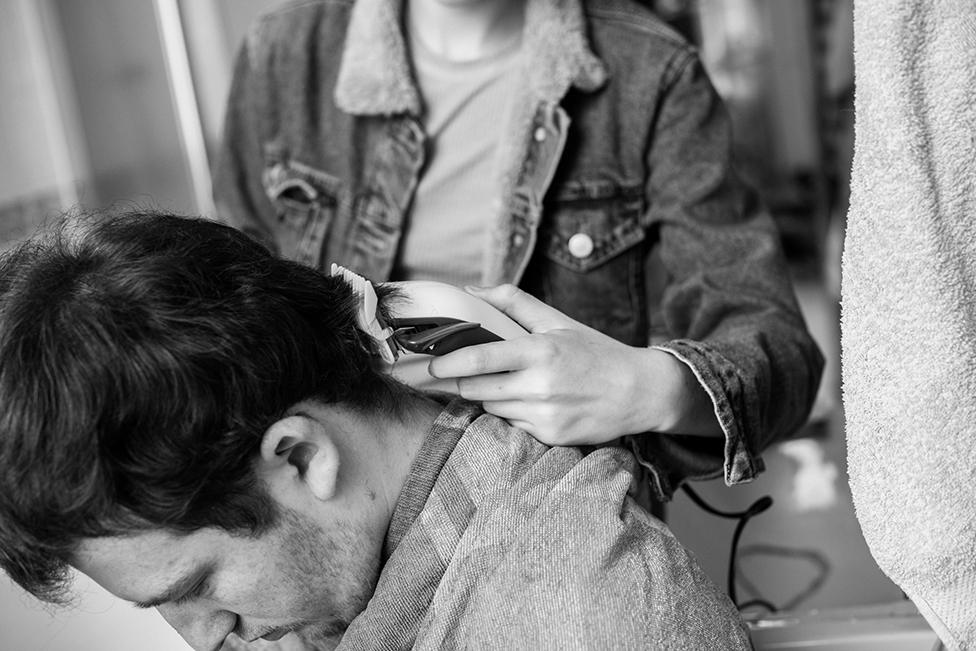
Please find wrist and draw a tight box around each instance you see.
[636,348,723,437]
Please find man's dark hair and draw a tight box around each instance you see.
[0,210,402,604]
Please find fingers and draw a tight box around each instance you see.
[428,337,536,378]
[480,400,533,429]
[466,284,581,333]
[480,400,566,446]
[453,373,524,401]
[479,399,524,421]
[479,400,545,438]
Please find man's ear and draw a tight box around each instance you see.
[259,415,340,501]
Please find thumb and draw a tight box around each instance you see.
[465,284,580,333]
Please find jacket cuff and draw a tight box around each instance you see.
[625,340,765,500]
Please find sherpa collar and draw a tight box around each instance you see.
[334,0,608,116]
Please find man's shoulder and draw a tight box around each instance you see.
[451,443,752,648]
[582,0,696,66]
[449,403,639,497]
[244,0,353,65]
[451,410,661,556]
[397,404,752,648]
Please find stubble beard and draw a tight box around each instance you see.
[277,508,382,648]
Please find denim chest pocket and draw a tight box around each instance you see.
[262,158,342,269]
[533,179,649,344]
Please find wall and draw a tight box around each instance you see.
[51,0,197,215]
[0,0,76,247]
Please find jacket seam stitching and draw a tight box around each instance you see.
[660,48,697,94]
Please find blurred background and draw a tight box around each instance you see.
[0,0,910,649]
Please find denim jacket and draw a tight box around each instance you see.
[213,0,824,497]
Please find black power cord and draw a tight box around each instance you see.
[680,484,776,612]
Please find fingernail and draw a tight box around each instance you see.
[464,285,487,293]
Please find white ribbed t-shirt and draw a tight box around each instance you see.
[392,32,522,286]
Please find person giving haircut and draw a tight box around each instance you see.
[213,0,825,501]
[0,211,753,650]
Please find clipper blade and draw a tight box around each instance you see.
[330,264,397,363]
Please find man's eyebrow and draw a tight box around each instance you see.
[133,567,209,610]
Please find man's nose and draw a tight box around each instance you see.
[157,602,238,651]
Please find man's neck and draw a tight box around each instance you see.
[379,398,479,559]
[406,0,525,62]
[363,395,444,519]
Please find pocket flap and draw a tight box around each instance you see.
[543,180,645,272]
[262,157,341,215]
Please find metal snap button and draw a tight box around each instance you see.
[567,233,594,259]
[533,127,547,142]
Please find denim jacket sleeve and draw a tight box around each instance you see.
[631,51,825,496]
[212,33,279,254]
